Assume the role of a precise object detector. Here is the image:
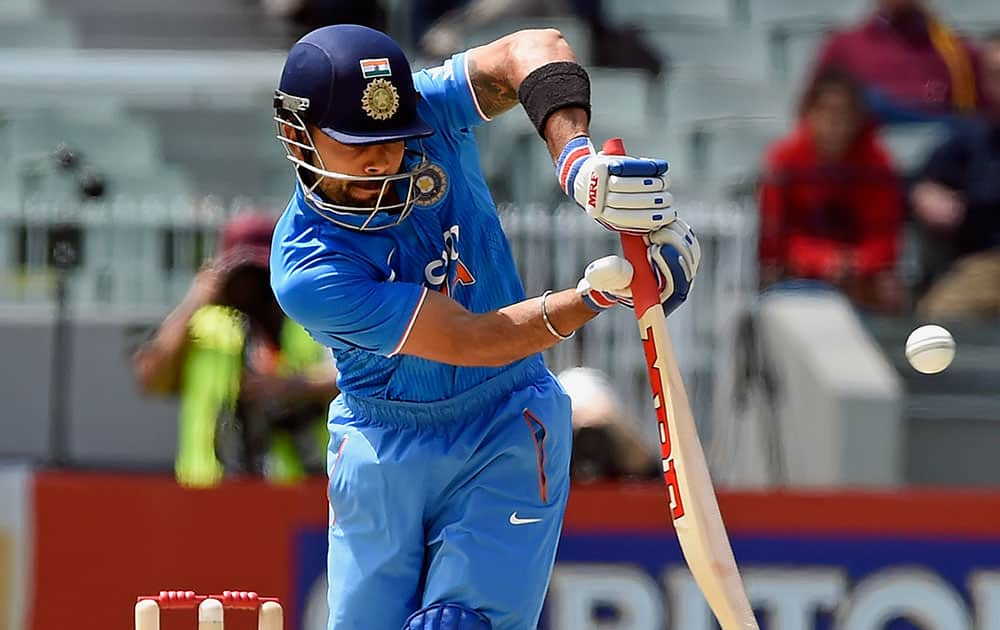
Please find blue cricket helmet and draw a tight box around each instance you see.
[277,24,434,145]
[274,25,434,231]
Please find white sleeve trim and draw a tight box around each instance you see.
[463,54,492,122]
[388,286,429,357]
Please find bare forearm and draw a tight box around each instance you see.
[401,288,599,367]
[462,290,597,367]
[543,108,590,162]
[132,292,203,393]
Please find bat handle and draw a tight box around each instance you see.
[601,137,626,157]
[602,137,661,315]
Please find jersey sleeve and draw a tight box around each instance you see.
[412,51,492,131]
[274,255,428,357]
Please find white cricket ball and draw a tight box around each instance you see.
[905,324,956,374]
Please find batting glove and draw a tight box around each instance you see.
[577,218,701,315]
[556,136,676,234]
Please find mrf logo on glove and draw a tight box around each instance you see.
[588,170,600,211]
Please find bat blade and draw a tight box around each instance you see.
[606,138,759,629]
[632,297,758,629]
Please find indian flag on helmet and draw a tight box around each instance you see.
[360,58,392,79]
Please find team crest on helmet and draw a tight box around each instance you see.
[413,162,448,207]
[361,78,399,121]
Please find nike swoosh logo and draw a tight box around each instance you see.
[509,512,543,525]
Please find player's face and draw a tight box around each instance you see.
[306,126,406,206]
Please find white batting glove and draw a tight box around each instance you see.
[556,136,676,234]
[577,219,701,315]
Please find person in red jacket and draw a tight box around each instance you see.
[759,68,905,314]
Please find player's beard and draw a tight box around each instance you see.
[314,175,403,213]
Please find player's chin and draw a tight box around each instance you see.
[347,187,383,205]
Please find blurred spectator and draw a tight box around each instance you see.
[558,367,659,482]
[810,0,982,125]
[132,213,338,488]
[759,69,905,314]
[416,0,663,77]
[910,33,1000,320]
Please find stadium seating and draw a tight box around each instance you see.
[648,21,769,80]
[0,16,76,48]
[665,65,789,125]
[0,49,283,109]
[135,106,287,201]
[603,0,732,25]
[0,0,990,240]
[689,116,785,193]
[46,0,293,50]
[938,0,1000,25]
[767,23,828,87]
[743,0,866,26]
[2,0,42,18]
[589,67,662,127]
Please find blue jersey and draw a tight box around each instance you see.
[271,52,542,403]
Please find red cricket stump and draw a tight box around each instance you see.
[135,590,283,630]
[603,138,759,629]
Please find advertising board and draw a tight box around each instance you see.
[25,474,1000,630]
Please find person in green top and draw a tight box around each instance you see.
[132,213,339,487]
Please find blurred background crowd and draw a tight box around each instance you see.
[2,0,997,488]
[1,1,1000,628]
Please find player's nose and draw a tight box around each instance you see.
[363,143,395,175]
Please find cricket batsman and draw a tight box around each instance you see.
[269,24,701,629]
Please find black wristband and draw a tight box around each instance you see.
[517,61,591,138]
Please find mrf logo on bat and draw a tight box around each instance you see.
[642,325,685,520]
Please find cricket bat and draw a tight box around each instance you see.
[603,138,759,629]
